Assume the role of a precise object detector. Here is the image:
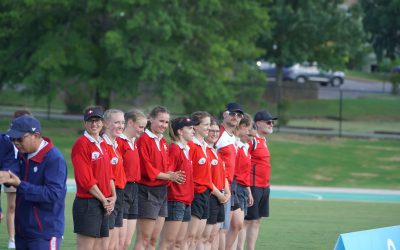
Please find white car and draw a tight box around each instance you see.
[258,61,345,87]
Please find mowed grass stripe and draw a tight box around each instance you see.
[1,194,399,249]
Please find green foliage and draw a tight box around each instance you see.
[260,0,366,81]
[0,0,270,113]
[360,0,400,61]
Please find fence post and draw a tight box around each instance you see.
[276,84,281,132]
[338,89,343,137]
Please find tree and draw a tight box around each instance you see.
[259,0,365,82]
[0,0,270,113]
[360,0,400,62]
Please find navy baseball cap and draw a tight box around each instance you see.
[171,116,199,132]
[84,107,104,121]
[7,115,41,139]
[254,110,278,122]
[225,102,244,114]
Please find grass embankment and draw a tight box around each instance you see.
[1,117,399,187]
[1,117,399,249]
[345,69,389,82]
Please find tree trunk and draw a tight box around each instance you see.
[95,88,111,110]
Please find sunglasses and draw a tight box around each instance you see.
[265,120,274,125]
[228,111,244,119]
[12,133,32,143]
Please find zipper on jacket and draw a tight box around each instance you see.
[22,155,29,181]
[33,207,43,232]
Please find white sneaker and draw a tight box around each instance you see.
[8,239,15,249]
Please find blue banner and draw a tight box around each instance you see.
[334,225,400,250]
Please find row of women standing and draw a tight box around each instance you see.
[71,102,276,250]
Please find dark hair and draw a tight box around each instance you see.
[239,113,253,127]
[124,109,146,125]
[191,111,211,125]
[209,116,220,127]
[169,117,181,141]
[13,109,31,119]
[146,105,170,131]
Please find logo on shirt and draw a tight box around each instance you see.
[33,166,38,173]
[211,159,218,166]
[164,144,168,151]
[91,151,100,160]
[198,157,206,165]
[110,157,118,165]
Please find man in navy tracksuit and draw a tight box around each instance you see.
[0,116,67,250]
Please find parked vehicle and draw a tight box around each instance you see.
[257,61,345,87]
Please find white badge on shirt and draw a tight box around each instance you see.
[211,159,218,166]
[91,151,100,160]
[198,157,206,165]
[111,157,118,165]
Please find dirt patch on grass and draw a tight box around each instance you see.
[378,165,398,171]
[313,174,333,181]
[350,172,378,178]
[378,156,400,162]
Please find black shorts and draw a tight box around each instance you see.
[191,189,210,220]
[231,183,249,215]
[109,188,124,229]
[73,197,109,237]
[137,184,168,220]
[207,194,225,224]
[165,201,191,222]
[245,186,270,220]
[123,182,139,219]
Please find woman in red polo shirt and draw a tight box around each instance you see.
[226,113,254,250]
[185,111,213,250]
[102,109,127,250]
[71,106,116,250]
[117,109,147,250]
[158,116,197,250]
[134,106,185,250]
[203,117,231,250]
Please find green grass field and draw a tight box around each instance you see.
[0,109,399,249]
[1,117,399,187]
[1,194,399,249]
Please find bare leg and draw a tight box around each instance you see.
[186,216,202,250]
[195,219,207,250]
[236,222,247,250]
[203,224,219,250]
[245,219,261,250]
[134,218,157,250]
[6,192,16,242]
[226,209,244,250]
[146,216,165,250]
[123,218,137,250]
[158,220,182,250]
[119,219,128,250]
[77,234,96,250]
[174,221,189,250]
[108,227,120,250]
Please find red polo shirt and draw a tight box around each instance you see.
[207,146,225,191]
[235,140,251,186]
[117,135,141,183]
[71,132,114,198]
[188,137,213,194]
[249,135,271,188]
[103,134,126,189]
[137,129,169,186]
[167,142,194,205]
[215,126,237,184]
